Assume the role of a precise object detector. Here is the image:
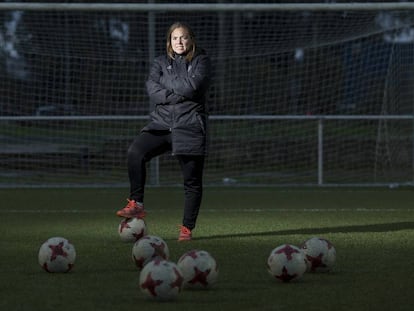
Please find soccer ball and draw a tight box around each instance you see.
[139,259,183,301]
[118,217,148,242]
[132,235,169,270]
[38,237,76,273]
[267,244,307,282]
[177,249,219,289]
[300,237,336,272]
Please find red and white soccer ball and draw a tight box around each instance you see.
[132,235,169,270]
[118,217,148,242]
[177,249,219,289]
[300,237,336,272]
[38,237,76,273]
[267,244,307,282]
[139,259,184,301]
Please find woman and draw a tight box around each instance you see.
[116,22,212,242]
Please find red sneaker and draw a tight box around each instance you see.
[116,199,146,219]
[178,225,192,241]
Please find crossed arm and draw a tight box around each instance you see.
[146,55,211,105]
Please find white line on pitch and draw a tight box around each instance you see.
[203,208,414,212]
[0,208,413,214]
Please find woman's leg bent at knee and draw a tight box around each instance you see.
[128,131,171,202]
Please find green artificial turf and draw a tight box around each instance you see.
[0,187,413,311]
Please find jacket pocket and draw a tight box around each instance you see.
[196,113,206,135]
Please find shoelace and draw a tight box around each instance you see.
[125,199,136,208]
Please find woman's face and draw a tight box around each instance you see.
[171,27,192,55]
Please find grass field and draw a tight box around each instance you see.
[1,187,413,311]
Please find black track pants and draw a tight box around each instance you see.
[127,131,204,230]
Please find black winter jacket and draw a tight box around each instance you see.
[143,49,212,155]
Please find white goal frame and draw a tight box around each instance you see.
[1,2,414,188]
[1,2,414,12]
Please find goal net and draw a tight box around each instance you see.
[1,2,414,187]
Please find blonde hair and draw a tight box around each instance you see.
[166,22,196,62]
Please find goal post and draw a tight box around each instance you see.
[1,2,414,188]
